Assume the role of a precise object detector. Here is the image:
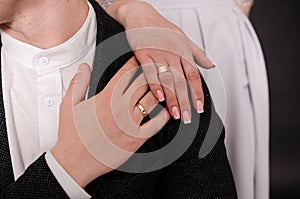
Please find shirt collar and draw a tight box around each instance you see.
[0,1,97,76]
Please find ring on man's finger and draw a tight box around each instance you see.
[136,103,147,116]
[157,65,170,75]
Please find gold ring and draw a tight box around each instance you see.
[136,103,147,116]
[157,65,170,75]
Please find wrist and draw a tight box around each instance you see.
[107,0,153,28]
[51,143,104,188]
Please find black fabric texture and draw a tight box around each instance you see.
[0,40,14,193]
[0,155,69,198]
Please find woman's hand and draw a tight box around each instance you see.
[235,0,254,16]
[52,58,170,187]
[104,1,214,123]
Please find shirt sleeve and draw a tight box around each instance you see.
[45,152,91,199]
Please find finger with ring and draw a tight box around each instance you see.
[157,65,171,75]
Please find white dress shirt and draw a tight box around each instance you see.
[0,1,96,198]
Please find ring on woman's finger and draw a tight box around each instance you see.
[157,65,170,75]
[136,103,147,116]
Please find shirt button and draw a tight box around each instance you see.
[44,97,54,107]
[39,57,49,65]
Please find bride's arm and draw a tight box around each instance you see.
[99,0,254,18]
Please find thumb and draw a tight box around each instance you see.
[64,63,91,108]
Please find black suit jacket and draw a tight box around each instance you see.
[0,0,237,198]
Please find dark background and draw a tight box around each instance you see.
[250,0,300,198]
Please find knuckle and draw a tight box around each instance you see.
[165,94,178,106]
[68,79,76,89]
[149,83,160,90]
[126,137,141,150]
[118,68,128,78]
[193,87,203,97]
[174,77,186,88]
[142,65,154,73]
[187,71,200,81]
[178,101,190,111]
[160,75,173,86]
[178,99,190,107]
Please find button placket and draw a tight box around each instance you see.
[37,71,63,152]
[44,97,54,107]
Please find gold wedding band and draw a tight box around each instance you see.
[157,65,170,75]
[136,103,147,116]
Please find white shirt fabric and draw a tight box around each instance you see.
[0,1,96,198]
[144,0,269,199]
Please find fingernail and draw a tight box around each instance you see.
[78,64,86,73]
[196,100,204,113]
[156,90,165,102]
[182,111,191,124]
[212,62,217,68]
[172,106,180,120]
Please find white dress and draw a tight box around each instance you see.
[144,0,269,198]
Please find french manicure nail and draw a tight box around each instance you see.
[156,90,165,102]
[196,100,204,113]
[172,106,180,120]
[182,111,191,124]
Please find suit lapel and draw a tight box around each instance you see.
[0,37,15,191]
[87,0,133,97]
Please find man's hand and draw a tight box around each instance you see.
[103,1,214,123]
[51,58,170,188]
